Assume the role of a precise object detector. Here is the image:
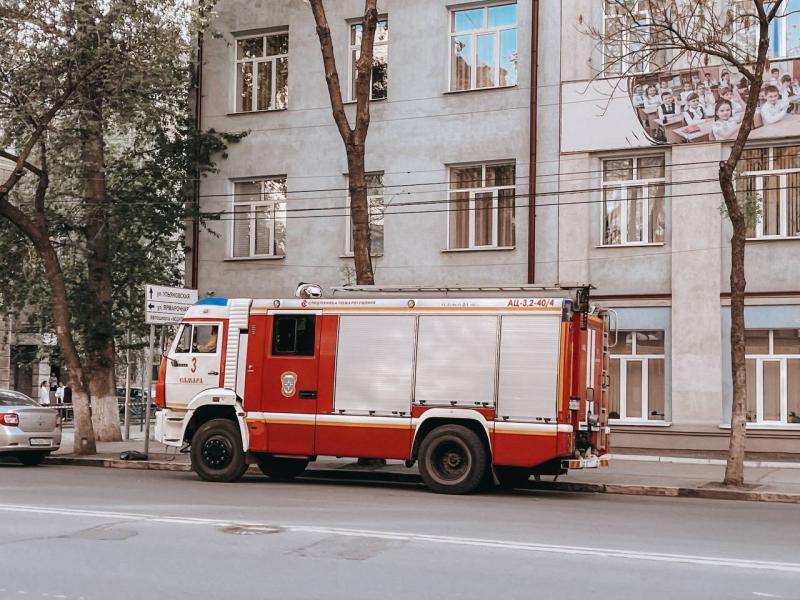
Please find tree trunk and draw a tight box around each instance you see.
[347,147,374,285]
[35,237,97,453]
[79,71,120,442]
[725,219,748,486]
[309,0,377,285]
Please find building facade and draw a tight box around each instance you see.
[194,0,800,454]
[193,0,534,299]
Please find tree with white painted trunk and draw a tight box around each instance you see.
[588,0,788,486]
[0,0,238,451]
[309,0,379,285]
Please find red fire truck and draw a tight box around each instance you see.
[155,286,610,494]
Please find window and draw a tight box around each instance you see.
[174,325,220,354]
[448,163,515,250]
[272,315,316,356]
[741,146,800,239]
[232,179,287,258]
[450,3,517,91]
[602,155,665,245]
[349,19,388,101]
[602,0,659,75]
[235,32,288,112]
[745,329,800,424]
[609,330,666,421]
[193,326,219,354]
[345,173,384,256]
[769,0,800,58]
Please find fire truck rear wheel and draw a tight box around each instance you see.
[256,456,309,480]
[191,418,247,483]
[418,425,489,495]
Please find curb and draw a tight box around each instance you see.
[44,456,800,504]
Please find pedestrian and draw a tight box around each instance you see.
[55,382,65,405]
[38,381,50,406]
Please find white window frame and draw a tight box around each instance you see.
[746,330,800,425]
[448,2,518,92]
[769,0,800,58]
[344,173,385,257]
[348,18,389,102]
[446,162,515,250]
[741,146,800,240]
[601,155,666,246]
[610,330,666,423]
[602,0,654,76]
[230,178,287,259]
[233,31,289,113]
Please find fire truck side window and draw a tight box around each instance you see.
[174,326,192,354]
[193,325,219,354]
[272,315,316,356]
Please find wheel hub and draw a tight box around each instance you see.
[202,436,232,469]
[433,441,469,481]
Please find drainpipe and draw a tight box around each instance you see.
[190,7,205,290]
[527,0,540,284]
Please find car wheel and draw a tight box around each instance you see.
[18,452,47,466]
[418,425,489,495]
[257,456,309,480]
[191,418,247,483]
[495,466,531,490]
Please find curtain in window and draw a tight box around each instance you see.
[746,358,757,422]
[762,175,781,236]
[449,192,469,249]
[625,361,643,418]
[498,188,515,247]
[788,172,800,237]
[788,359,800,423]
[763,360,781,421]
[474,191,493,245]
[647,358,665,420]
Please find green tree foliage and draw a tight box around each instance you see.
[0,0,241,450]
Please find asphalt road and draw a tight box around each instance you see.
[1,464,798,600]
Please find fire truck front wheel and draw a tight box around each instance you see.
[418,425,489,495]
[191,418,247,483]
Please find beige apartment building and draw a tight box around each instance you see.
[190,0,800,455]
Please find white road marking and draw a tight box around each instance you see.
[753,593,783,598]
[0,503,798,574]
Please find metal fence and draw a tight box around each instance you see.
[51,400,156,426]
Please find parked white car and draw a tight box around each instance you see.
[0,389,61,465]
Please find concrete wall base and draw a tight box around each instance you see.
[611,425,800,455]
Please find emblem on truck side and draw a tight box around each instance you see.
[280,371,298,397]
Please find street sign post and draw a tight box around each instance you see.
[142,284,198,455]
[144,284,198,325]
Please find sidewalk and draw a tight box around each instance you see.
[49,429,800,504]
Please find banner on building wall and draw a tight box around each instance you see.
[561,60,800,153]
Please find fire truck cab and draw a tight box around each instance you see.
[155,287,610,494]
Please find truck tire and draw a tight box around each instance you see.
[191,418,247,483]
[257,456,309,480]
[17,452,47,466]
[418,424,489,495]
[495,466,531,490]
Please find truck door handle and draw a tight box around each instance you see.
[208,371,219,376]
[299,390,317,399]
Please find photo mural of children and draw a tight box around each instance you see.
[683,92,707,125]
[629,60,800,146]
[696,83,716,115]
[780,74,797,99]
[719,86,745,115]
[712,100,742,140]
[643,84,661,109]
[657,90,680,124]
[761,85,791,124]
